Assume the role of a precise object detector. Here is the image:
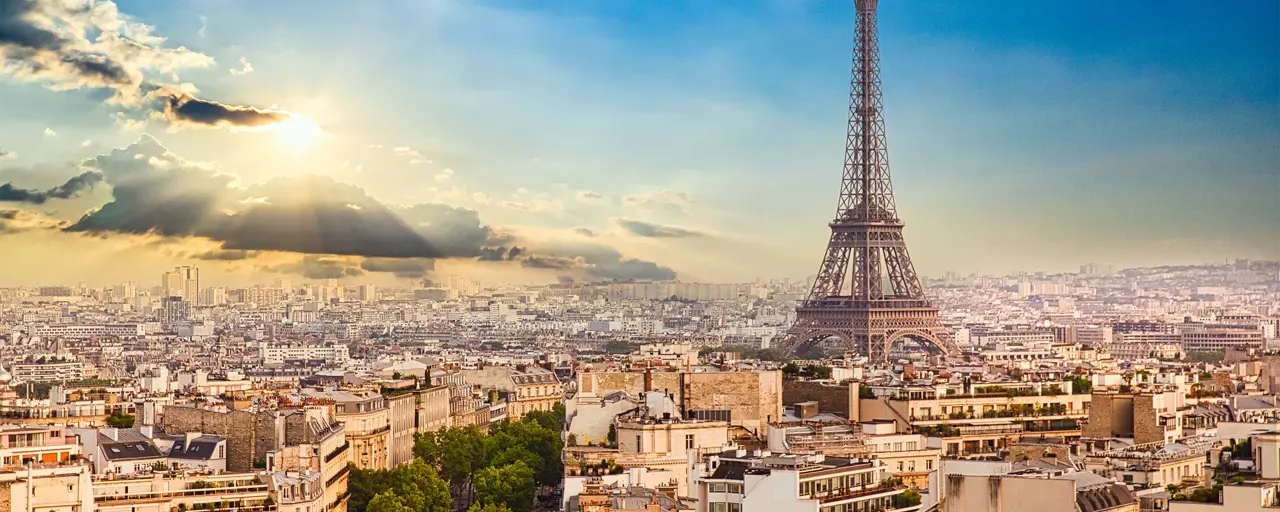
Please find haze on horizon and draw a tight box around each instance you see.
[1,0,1276,287]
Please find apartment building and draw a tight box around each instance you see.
[94,472,272,512]
[579,369,783,432]
[859,382,1090,457]
[260,344,351,365]
[462,366,561,421]
[690,451,920,512]
[307,390,389,470]
[30,324,145,340]
[12,355,85,382]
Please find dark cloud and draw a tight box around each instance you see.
[360,257,434,279]
[613,218,706,238]
[162,92,292,129]
[0,1,290,130]
[266,256,363,280]
[521,242,676,281]
[192,249,256,261]
[397,203,511,258]
[573,227,597,237]
[66,136,444,258]
[0,171,102,204]
[478,246,524,262]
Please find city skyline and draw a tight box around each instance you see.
[1,0,1277,287]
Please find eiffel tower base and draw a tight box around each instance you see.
[780,307,955,362]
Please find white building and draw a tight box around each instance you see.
[260,344,351,365]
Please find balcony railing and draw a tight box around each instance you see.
[811,482,905,504]
[324,442,349,463]
[348,425,390,438]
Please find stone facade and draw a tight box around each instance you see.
[580,370,782,432]
[1132,394,1162,445]
[160,406,278,472]
[782,381,852,417]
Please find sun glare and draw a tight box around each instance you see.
[276,115,320,148]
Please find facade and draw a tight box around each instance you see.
[314,390,389,470]
[859,383,1090,457]
[578,369,783,432]
[386,392,416,467]
[260,345,350,365]
[691,452,920,512]
[94,472,271,512]
[12,356,85,382]
[30,324,145,340]
[161,266,200,304]
[415,385,451,433]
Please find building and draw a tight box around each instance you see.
[462,366,561,421]
[11,355,85,382]
[578,369,783,432]
[94,472,272,512]
[160,296,189,325]
[386,391,416,467]
[260,345,351,365]
[29,324,145,340]
[162,266,200,304]
[690,451,920,512]
[1084,390,1184,445]
[306,389,389,470]
[943,472,1137,512]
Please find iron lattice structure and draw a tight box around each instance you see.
[781,0,958,361]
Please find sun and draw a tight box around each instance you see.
[276,115,320,148]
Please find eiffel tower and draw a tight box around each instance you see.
[780,0,958,362]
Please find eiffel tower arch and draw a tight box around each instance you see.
[780,0,958,362]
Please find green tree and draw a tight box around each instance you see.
[474,461,535,512]
[467,503,513,512]
[367,492,413,512]
[105,412,135,428]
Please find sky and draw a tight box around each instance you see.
[0,0,1277,287]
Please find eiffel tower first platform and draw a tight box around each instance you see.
[780,0,959,362]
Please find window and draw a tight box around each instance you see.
[711,503,727,512]
[728,504,741,512]
[908,461,916,471]
[727,483,743,494]
[1122,474,1133,483]
[898,461,904,472]
[636,435,642,451]
[685,434,695,450]
[926,459,933,470]
[710,483,727,493]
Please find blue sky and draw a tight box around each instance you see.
[0,0,1276,285]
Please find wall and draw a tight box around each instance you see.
[160,407,277,472]
[781,381,851,418]
[582,370,782,431]
[943,474,1076,512]
[1133,394,1162,445]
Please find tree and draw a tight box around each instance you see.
[467,504,513,512]
[606,424,617,447]
[474,461,535,512]
[367,492,413,512]
[105,412,135,428]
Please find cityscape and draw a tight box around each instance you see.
[1,1,1278,512]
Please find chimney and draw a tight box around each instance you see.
[184,432,201,447]
[644,369,653,392]
[139,425,154,438]
[102,428,119,441]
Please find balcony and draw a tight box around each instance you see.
[347,425,390,438]
[324,442,349,463]
[809,481,906,504]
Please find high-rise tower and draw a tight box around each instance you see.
[781,0,957,361]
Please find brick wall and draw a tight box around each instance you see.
[1084,393,1112,438]
[781,381,851,417]
[160,406,279,472]
[1133,394,1161,445]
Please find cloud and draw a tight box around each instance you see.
[265,255,362,279]
[396,202,511,258]
[191,249,257,260]
[0,209,63,234]
[0,0,291,131]
[111,112,146,131]
[159,90,293,129]
[576,190,604,201]
[573,227,597,237]
[229,56,253,76]
[498,199,563,212]
[0,171,104,204]
[622,189,691,214]
[393,146,424,158]
[434,168,454,182]
[65,136,443,258]
[613,218,707,238]
[0,149,13,159]
[360,257,435,278]
[197,16,207,37]
[0,0,213,97]
[42,128,55,136]
[520,241,676,281]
